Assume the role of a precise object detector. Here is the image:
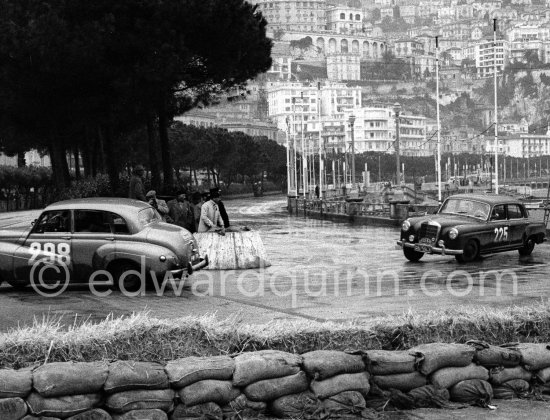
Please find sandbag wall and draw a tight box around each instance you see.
[2,341,550,419]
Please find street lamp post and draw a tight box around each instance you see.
[348,115,356,189]
[394,103,402,186]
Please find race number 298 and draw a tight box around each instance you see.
[29,242,71,264]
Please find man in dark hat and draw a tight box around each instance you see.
[197,187,225,234]
[129,164,146,201]
[211,187,230,229]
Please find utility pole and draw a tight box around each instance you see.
[436,35,442,203]
[349,115,356,189]
[318,81,323,200]
[493,18,499,194]
[394,103,401,186]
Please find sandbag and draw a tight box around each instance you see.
[171,402,222,420]
[492,379,531,400]
[268,391,318,419]
[490,366,532,385]
[221,395,267,420]
[33,362,109,397]
[165,356,234,389]
[449,379,493,407]
[513,343,550,371]
[105,361,168,393]
[321,391,366,418]
[310,372,370,399]
[535,366,550,384]
[21,416,61,420]
[373,372,427,392]
[366,350,416,375]
[232,350,302,387]
[430,364,489,389]
[407,385,453,409]
[409,343,475,375]
[466,340,522,368]
[0,397,28,420]
[301,350,365,380]
[66,409,112,420]
[105,389,175,414]
[112,409,167,420]
[244,371,309,402]
[0,369,33,398]
[27,393,102,419]
[178,380,240,406]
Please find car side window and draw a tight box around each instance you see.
[507,204,524,219]
[74,210,112,234]
[32,210,71,234]
[109,213,130,235]
[490,205,506,221]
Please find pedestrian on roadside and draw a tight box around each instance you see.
[212,187,230,229]
[197,188,225,234]
[315,185,320,199]
[190,191,203,231]
[146,190,172,222]
[129,165,146,201]
[168,191,195,232]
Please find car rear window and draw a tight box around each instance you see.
[138,207,161,228]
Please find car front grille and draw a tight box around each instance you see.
[418,222,440,243]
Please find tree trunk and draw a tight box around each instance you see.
[147,118,161,191]
[101,124,120,196]
[157,101,174,193]
[17,151,26,168]
[73,145,81,180]
[49,141,70,190]
[193,169,198,186]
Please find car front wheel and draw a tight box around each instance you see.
[403,247,424,262]
[519,237,535,256]
[455,239,479,263]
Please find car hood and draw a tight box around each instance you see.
[0,229,29,244]
[409,213,484,230]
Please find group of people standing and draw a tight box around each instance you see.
[128,164,230,234]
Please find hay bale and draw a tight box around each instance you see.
[489,366,532,386]
[268,391,318,419]
[171,402,222,420]
[514,343,550,371]
[165,356,234,389]
[302,350,365,380]
[449,380,493,407]
[0,368,33,398]
[373,372,427,392]
[221,394,267,420]
[366,350,416,375]
[0,397,27,420]
[27,393,102,419]
[105,361,168,393]
[105,389,175,414]
[111,409,167,420]
[409,343,475,375]
[232,350,302,387]
[194,231,270,270]
[492,379,531,400]
[33,362,108,397]
[243,371,309,402]
[178,380,240,407]
[466,340,522,368]
[321,391,367,418]
[66,409,112,420]
[310,372,370,399]
[430,364,489,390]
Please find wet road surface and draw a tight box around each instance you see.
[0,195,549,330]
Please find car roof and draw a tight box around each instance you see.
[445,194,521,205]
[44,197,151,220]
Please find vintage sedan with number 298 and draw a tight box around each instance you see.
[0,198,208,290]
[397,194,546,263]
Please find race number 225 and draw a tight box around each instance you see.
[494,227,508,242]
[28,242,71,264]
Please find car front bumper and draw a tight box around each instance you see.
[169,255,209,278]
[397,241,463,256]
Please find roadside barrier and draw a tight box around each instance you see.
[4,341,550,419]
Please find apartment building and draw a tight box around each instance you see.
[326,6,363,34]
[326,53,361,81]
[250,0,326,32]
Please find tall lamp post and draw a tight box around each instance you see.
[348,115,356,189]
[394,103,402,186]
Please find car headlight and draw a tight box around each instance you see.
[402,220,411,232]
[449,228,458,240]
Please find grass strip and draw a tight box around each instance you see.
[1,304,550,368]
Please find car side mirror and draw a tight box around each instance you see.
[31,219,36,226]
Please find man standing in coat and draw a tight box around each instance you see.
[197,188,225,234]
[129,164,146,201]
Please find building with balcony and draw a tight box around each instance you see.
[326,53,360,81]
[326,6,363,34]
[250,0,326,32]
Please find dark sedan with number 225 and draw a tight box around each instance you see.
[397,194,546,263]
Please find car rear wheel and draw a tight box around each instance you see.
[519,237,535,256]
[403,247,424,262]
[455,239,479,263]
[110,261,144,293]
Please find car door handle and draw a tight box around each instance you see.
[104,237,115,241]
[61,236,71,240]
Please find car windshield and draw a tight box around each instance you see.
[439,198,490,220]
[138,207,162,228]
